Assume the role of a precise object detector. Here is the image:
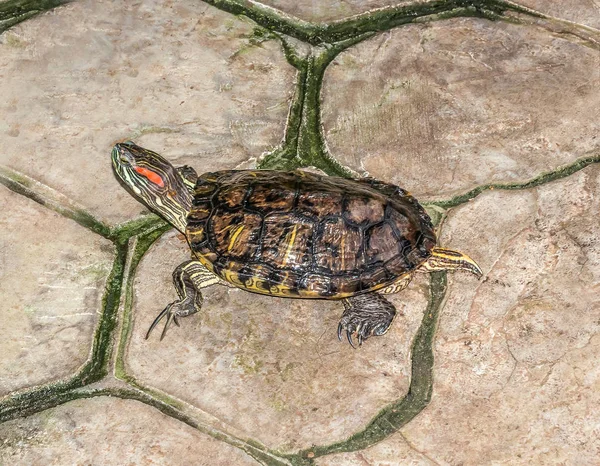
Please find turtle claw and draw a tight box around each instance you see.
[160,311,176,341]
[338,323,357,348]
[145,304,172,340]
[146,299,195,341]
[337,295,397,348]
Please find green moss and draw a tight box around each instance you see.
[2,0,599,464]
[287,273,447,460]
[430,153,600,209]
[0,239,127,423]
[3,32,25,46]
[109,215,168,243]
[114,224,171,381]
[0,0,73,34]
[0,167,112,238]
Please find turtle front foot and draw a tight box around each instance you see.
[337,294,397,348]
[145,297,198,341]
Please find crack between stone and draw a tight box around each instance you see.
[398,431,442,466]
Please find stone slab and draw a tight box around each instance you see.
[322,18,600,200]
[257,0,421,23]
[125,229,430,451]
[397,164,600,464]
[516,0,600,29]
[0,396,257,465]
[316,434,435,465]
[0,186,113,397]
[0,0,293,226]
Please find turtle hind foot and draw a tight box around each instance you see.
[337,293,397,348]
[145,297,198,341]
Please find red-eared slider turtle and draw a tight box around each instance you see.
[112,142,482,347]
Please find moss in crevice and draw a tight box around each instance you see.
[0,0,73,34]
[0,240,128,422]
[286,272,447,462]
[108,214,169,244]
[114,224,171,383]
[0,166,112,238]
[88,387,292,466]
[430,153,600,209]
[261,35,371,177]
[200,0,549,46]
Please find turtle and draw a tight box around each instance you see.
[112,141,482,347]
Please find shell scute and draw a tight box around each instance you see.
[296,189,343,218]
[314,217,361,273]
[247,182,296,213]
[261,216,314,269]
[210,209,262,260]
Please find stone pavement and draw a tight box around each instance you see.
[0,1,599,464]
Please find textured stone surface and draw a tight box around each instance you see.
[0,397,257,465]
[398,165,600,464]
[258,0,419,22]
[0,0,293,225]
[125,229,429,451]
[0,186,113,397]
[322,18,600,199]
[1,0,599,464]
[316,435,435,465]
[517,0,600,29]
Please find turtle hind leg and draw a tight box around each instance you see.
[338,293,397,348]
[146,260,220,340]
[422,247,482,278]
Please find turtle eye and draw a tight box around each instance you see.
[119,154,131,165]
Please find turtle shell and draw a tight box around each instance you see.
[186,170,436,298]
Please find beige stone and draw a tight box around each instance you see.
[0,0,293,226]
[316,434,436,465]
[398,164,600,464]
[0,186,113,396]
[0,396,257,465]
[322,18,600,200]
[124,229,430,451]
[516,0,600,29]
[257,0,422,23]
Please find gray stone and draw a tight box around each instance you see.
[0,0,293,226]
[0,186,113,396]
[322,18,600,200]
[0,397,257,465]
[125,229,429,451]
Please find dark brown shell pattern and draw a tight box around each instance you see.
[185,170,436,299]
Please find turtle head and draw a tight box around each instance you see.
[111,141,193,232]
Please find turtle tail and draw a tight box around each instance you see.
[422,247,482,278]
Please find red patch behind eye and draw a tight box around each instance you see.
[134,166,164,187]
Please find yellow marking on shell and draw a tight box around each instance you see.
[380,273,412,294]
[227,225,245,252]
[195,254,215,273]
[244,277,267,294]
[340,235,346,270]
[221,269,245,287]
[281,225,298,267]
[188,226,204,237]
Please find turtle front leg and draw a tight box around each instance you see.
[146,260,220,340]
[338,293,397,348]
